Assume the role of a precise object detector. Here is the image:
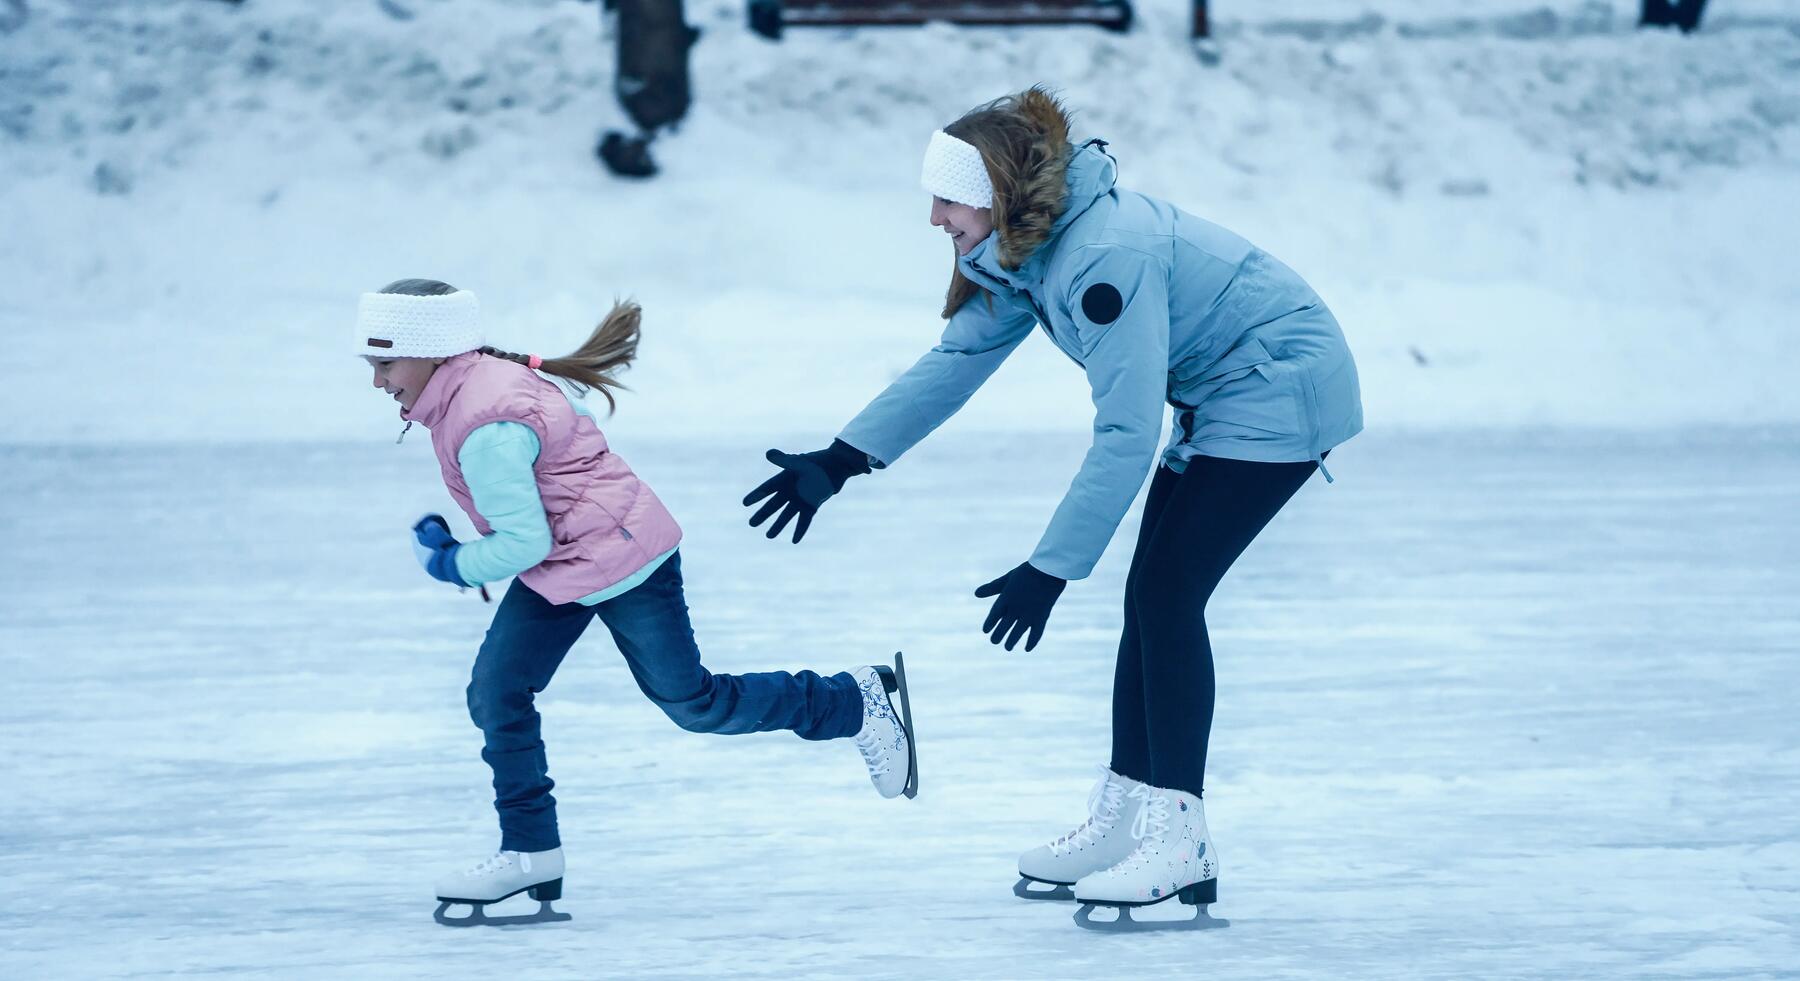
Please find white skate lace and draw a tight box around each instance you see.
[1048,768,1126,857]
[1131,792,1171,842]
[854,727,889,777]
[462,851,516,878]
[854,671,899,778]
[1107,787,1170,873]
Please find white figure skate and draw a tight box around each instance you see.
[851,653,917,799]
[433,847,570,927]
[1071,786,1228,932]
[1014,766,1146,901]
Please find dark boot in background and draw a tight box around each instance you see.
[597,0,700,178]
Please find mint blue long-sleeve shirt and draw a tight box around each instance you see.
[450,383,674,604]
[452,421,556,584]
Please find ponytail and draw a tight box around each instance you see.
[480,300,642,414]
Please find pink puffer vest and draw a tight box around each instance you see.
[404,351,682,604]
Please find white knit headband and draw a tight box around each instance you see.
[920,129,993,209]
[354,290,483,359]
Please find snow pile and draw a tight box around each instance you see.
[2,0,1797,443]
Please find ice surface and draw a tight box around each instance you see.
[1,431,1797,978]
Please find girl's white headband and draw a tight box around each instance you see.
[354,290,483,359]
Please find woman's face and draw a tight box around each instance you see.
[367,356,442,412]
[930,196,994,256]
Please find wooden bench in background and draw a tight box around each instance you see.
[748,0,1137,40]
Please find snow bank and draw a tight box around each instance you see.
[2,0,1797,443]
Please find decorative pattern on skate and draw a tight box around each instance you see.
[858,670,905,754]
[1120,829,1203,901]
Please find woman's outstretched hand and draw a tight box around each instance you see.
[743,439,872,543]
[974,562,1067,652]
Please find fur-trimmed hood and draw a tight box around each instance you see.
[958,143,1119,301]
[989,87,1075,271]
[941,88,1119,316]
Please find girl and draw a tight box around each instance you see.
[357,279,916,926]
[743,88,1361,930]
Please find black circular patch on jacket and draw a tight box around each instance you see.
[1081,283,1124,325]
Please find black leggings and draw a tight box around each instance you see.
[1110,454,1319,798]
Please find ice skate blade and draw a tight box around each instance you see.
[891,651,918,799]
[1014,876,1076,902]
[433,899,571,928]
[1073,901,1229,933]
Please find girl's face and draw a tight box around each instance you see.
[367,356,442,412]
[930,196,994,256]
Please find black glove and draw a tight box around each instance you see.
[974,562,1067,652]
[742,439,872,543]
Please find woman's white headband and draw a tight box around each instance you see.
[920,130,993,209]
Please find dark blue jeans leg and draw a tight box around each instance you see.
[1124,455,1318,799]
[593,552,863,741]
[468,578,597,853]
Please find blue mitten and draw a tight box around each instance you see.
[411,514,472,588]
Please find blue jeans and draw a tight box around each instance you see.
[466,551,863,852]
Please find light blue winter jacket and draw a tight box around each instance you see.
[839,142,1363,581]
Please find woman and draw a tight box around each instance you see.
[743,87,1361,925]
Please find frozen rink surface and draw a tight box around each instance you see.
[2,429,1797,980]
